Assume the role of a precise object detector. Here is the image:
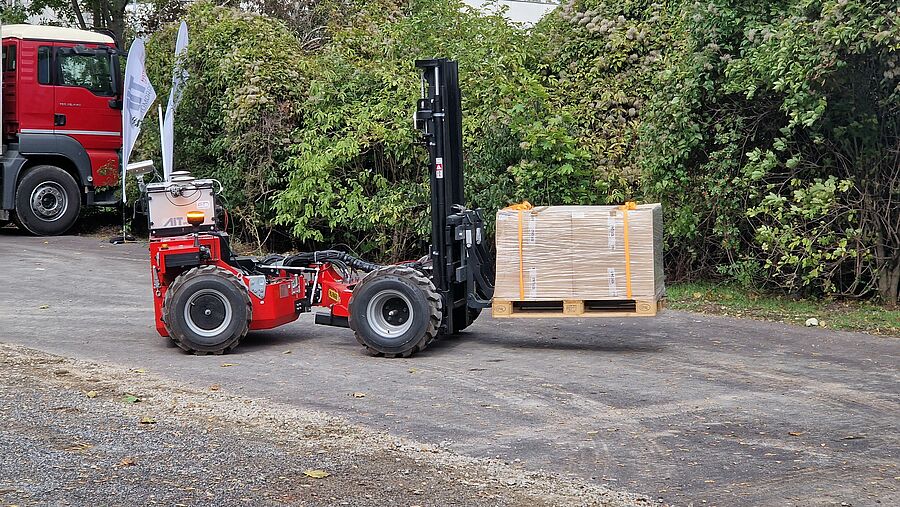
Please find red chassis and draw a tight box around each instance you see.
[149,232,354,352]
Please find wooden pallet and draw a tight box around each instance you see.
[492,297,665,318]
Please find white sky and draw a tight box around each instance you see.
[463,0,559,26]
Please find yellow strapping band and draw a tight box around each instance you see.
[619,201,637,299]
[517,210,525,300]
[505,200,533,211]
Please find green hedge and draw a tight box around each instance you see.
[139,0,899,304]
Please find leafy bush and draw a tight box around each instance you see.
[139,0,899,304]
[272,0,580,259]
[141,2,306,247]
[630,0,899,303]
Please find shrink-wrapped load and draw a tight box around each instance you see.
[493,204,664,317]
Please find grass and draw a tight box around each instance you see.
[667,282,900,337]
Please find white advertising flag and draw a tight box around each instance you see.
[162,21,189,181]
[122,38,157,203]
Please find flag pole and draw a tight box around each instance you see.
[110,37,157,244]
[158,104,165,161]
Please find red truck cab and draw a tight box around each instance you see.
[1,24,122,235]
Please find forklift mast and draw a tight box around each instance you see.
[415,59,494,333]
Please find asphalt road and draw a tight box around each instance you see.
[1,231,898,506]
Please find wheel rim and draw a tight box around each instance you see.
[183,288,232,339]
[366,289,413,337]
[30,181,68,222]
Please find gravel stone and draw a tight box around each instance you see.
[0,344,651,507]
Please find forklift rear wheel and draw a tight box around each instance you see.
[349,266,442,358]
[162,266,252,355]
[14,165,81,236]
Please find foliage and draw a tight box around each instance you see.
[131,0,898,303]
[631,0,899,303]
[536,1,676,203]
[137,0,330,47]
[0,4,27,24]
[727,0,899,304]
[140,2,306,248]
[272,0,581,258]
[23,0,129,43]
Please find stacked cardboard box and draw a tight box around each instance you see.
[494,204,664,303]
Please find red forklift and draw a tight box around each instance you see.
[148,59,495,357]
[1,24,123,235]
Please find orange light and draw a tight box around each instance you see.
[186,211,205,227]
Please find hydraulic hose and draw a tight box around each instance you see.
[283,250,382,272]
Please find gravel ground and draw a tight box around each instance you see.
[0,343,653,506]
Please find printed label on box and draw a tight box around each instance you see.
[528,216,537,245]
[607,267,619,297]
[529,267,538,299]
[607,215,617,250]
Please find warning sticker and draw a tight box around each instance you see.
[435,157,444,179]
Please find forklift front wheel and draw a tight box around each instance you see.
[349,266,442,358]
[162,266,252,355]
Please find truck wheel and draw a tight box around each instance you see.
[349,266,442,358]
[14,165,81,236]
[162,265,251,355]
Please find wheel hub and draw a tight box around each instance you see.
[382,298,410,326]
[367,290,414,337]
[184,289,232,339]
[30,182,68,221]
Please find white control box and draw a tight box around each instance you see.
[146,179,217,237]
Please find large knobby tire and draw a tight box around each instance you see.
[14,165,81,236]
[348,266,442,358]
[162,265,251,355]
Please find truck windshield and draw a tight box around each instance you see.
[57,52,114,95]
